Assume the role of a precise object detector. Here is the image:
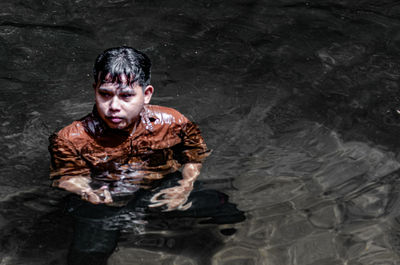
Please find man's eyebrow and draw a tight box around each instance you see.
[119,87,135,93]
[98,86,114,91]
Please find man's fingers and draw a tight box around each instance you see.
[159,199,192,212]
[82,188,114,205]
[178,201,192,211]
[150,191,170,203]
[103,189,113,204]
[149,186,192,211]
[87,193,102,204]
[148,201,168,208]
[165,199,191,212]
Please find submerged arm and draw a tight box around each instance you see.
[149,163,201,211]
[149,119,210,211]
[57,177,112,204]
[49,133,112,204]
[180,162,202,190]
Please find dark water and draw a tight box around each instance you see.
[2,0,400,264]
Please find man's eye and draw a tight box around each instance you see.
[120,93,134,98]
[99,92,111,97]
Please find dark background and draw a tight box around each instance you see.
[2,0,400,264]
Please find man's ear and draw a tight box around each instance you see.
[143,85,154,104]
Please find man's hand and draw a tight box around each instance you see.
[149,182,193,211]
[57,177,113,205]
[81,186,113,204]
[148,163,201,211]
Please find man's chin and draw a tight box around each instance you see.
[106,121,127,130]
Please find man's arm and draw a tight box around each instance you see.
[149,163,201,211]
[57,176,112,204]
[49,133,112,204]
[180,162,202,190]
[149,120,210,211]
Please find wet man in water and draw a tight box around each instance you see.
[49,46,210,265]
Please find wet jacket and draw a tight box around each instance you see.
[49,104,210,196]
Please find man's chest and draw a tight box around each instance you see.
[78,133,183,169]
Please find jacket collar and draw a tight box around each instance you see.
[80,104,155,141]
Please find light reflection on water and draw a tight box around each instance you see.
[2,0,400,264]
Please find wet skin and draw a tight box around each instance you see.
[94,75,153,131]
[57,73,202,211]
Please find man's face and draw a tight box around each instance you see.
[94,77,153,130]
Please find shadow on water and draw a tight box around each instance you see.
[0,180,244,265]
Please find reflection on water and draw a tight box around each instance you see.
[64,173,245,265]
[2,0,400,264]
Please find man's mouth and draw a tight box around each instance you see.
[107,116,124,123]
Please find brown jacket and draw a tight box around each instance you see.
[49,104,209,195]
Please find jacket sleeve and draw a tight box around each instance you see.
[177,121,211,164]
[48,133,91,187]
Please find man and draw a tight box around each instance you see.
[49,46,210,264]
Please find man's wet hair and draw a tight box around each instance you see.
[93,46,151,87]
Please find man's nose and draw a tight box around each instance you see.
[109,96,121,111]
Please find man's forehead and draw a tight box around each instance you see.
[100,72,135,83]
[98,72,139,89]
[98,83,136,91]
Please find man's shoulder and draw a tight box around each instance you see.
[53,118,89,143]
[145,105,189,125]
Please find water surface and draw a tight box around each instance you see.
[2,0,400,264]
